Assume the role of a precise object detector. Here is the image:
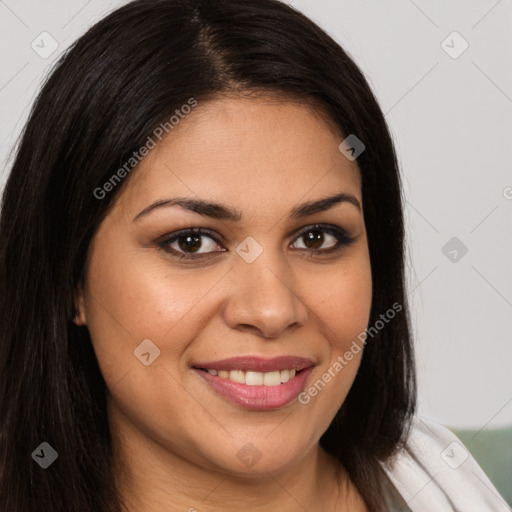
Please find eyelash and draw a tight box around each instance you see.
[157,224,356,261]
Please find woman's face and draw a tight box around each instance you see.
[76,96,372,476]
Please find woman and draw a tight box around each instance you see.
[0,0,507,511]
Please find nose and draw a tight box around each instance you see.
[222,250,308,339]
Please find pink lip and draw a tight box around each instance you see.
[192,355,314,372]
[192,356,315,410]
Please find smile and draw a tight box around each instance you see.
[199,368,298,386]
[192,356,315,410]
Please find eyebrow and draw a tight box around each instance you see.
[132,192,361,223]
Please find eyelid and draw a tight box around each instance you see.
[289,223,352,242]
[156,227,224,253]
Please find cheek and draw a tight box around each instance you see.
[313,254,373,352]
[298,253,372,415]
[82,238,237,398]
[84,242,222,346]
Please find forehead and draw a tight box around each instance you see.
[113,96,362,220]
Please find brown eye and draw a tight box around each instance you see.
[300,229,329,250]
[291,224,355,254]
[158,228,224,258]
[176,234,203,253]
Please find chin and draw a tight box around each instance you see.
[202,433,316,478]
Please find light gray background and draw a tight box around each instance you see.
[1,0,511,429]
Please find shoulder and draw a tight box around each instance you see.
[379,415,511,512]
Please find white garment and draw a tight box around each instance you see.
[380,415,511,512]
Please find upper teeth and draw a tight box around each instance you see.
[206,369,297,386]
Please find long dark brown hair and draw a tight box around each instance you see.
[0,0,415,510]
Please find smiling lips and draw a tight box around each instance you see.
[193,356,315,410]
